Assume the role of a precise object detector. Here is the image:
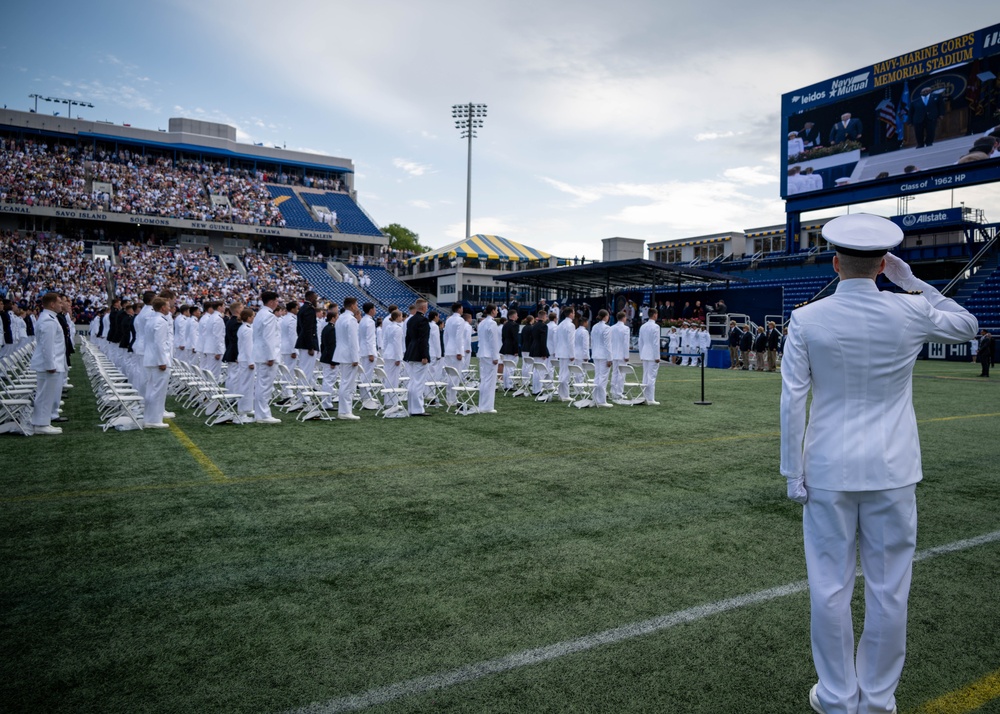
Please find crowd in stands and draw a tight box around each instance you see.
[0,138,94,209]
[1,230,108,322]
[0,230,313,322]
[0,137,346,227]
[113,244,310,308]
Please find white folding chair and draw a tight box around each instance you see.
[442,365,478,415]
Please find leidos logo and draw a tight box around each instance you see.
[793,91,826,104]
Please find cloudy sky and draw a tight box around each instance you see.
[1,1,997,257]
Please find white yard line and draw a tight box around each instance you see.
[284,530,1000,714]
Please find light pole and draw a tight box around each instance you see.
[452,103,486,240]
[30,94,94,118]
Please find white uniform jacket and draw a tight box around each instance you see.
[575,325,590,361]
[251,306,281,364]
[638,320,660,361]
[333,313,360,365]
[611,321,630,360]
[780,278,977,491]
[143,312,174,368]
[29,310,66,373]
[132,304,154,355]
[358,314,377,358]
[478,316,500,362]
[237,323,254,364]
[556,318,576,360]
[382,321,404,363]
[443,314,464,357]
[204,312,225,355]
[591,321,612,361]
[280,313,298,354]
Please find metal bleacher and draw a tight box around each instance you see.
[962,262,1000,333]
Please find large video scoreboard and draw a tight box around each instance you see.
[782,24,1000,213]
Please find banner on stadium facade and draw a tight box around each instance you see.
[889,208,967,230]
[781,24,1000,207]
[0,202,386,246]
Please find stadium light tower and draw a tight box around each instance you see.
[31,94,94,118]
[452,103,487,240]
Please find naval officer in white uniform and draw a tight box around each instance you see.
[780,214,977,714]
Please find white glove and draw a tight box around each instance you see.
[786,476,808,505]
[882,253,914,289]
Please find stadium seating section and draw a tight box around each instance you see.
[345,265,424,310]
[300,193,383,237]
[266,187,333,232]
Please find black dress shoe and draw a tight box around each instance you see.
[413,412,432,417]
[52,416,69,423]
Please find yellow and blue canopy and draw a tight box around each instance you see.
[408,234,559,264]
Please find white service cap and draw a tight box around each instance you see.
[821,214,903,257]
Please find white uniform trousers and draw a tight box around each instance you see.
[31,371,62,427]
[254,362,278,420]
[298,351,318,387]
[132,353,147,396]
[610,359,626,399]
[557,358,572,400]
[202,354,222,381]
[234,364,255,415]
[338,363,358,416]
[384,361,402,407]
[424,359,442,400]
[225,361,239,394]
[445,356,463,404]
[320,364,338,408]
[51,371,67,420]
[407,361,427,414]
[478,361,497,412]
[804,484,917,714]
[593,360,610,405]
[358,357,376,401]
[641,360,659,403]
[144,366,170,425]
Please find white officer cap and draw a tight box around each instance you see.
[821,213,903,257]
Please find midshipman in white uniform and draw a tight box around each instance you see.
[28,293,66,435]
[637,307,661,405]
[780,214,977,714]
[476,304,500,413]
[142,297,174,428]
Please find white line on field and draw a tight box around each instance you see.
[283,529,1000,714]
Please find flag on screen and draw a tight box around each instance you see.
[877,96,896,138]
[896,81,910,138]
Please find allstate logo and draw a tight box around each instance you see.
[902,215,917,227]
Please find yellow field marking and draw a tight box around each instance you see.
[918,412,1000,423]
[3,412,998,504]
[167,421,228,482]
[911,668,1000,714]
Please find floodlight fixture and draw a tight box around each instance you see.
[452,102,488,240]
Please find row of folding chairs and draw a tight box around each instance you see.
[0,342,37,435]
[170,360,247,426]
[80,338,146,431]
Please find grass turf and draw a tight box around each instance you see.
[1,358,998,713]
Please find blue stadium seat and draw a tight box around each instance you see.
[345,265,424,310]
[267,187,333,232]
[300,193,382,237]
[291,261,369,306]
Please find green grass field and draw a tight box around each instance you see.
[2,359,998,714]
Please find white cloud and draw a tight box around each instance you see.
[696,131,741,142]
[393,158,432,177]
[443,216,521,241]
[408,199,431,209]
[721,166,777,186]
[540,176,603,206]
